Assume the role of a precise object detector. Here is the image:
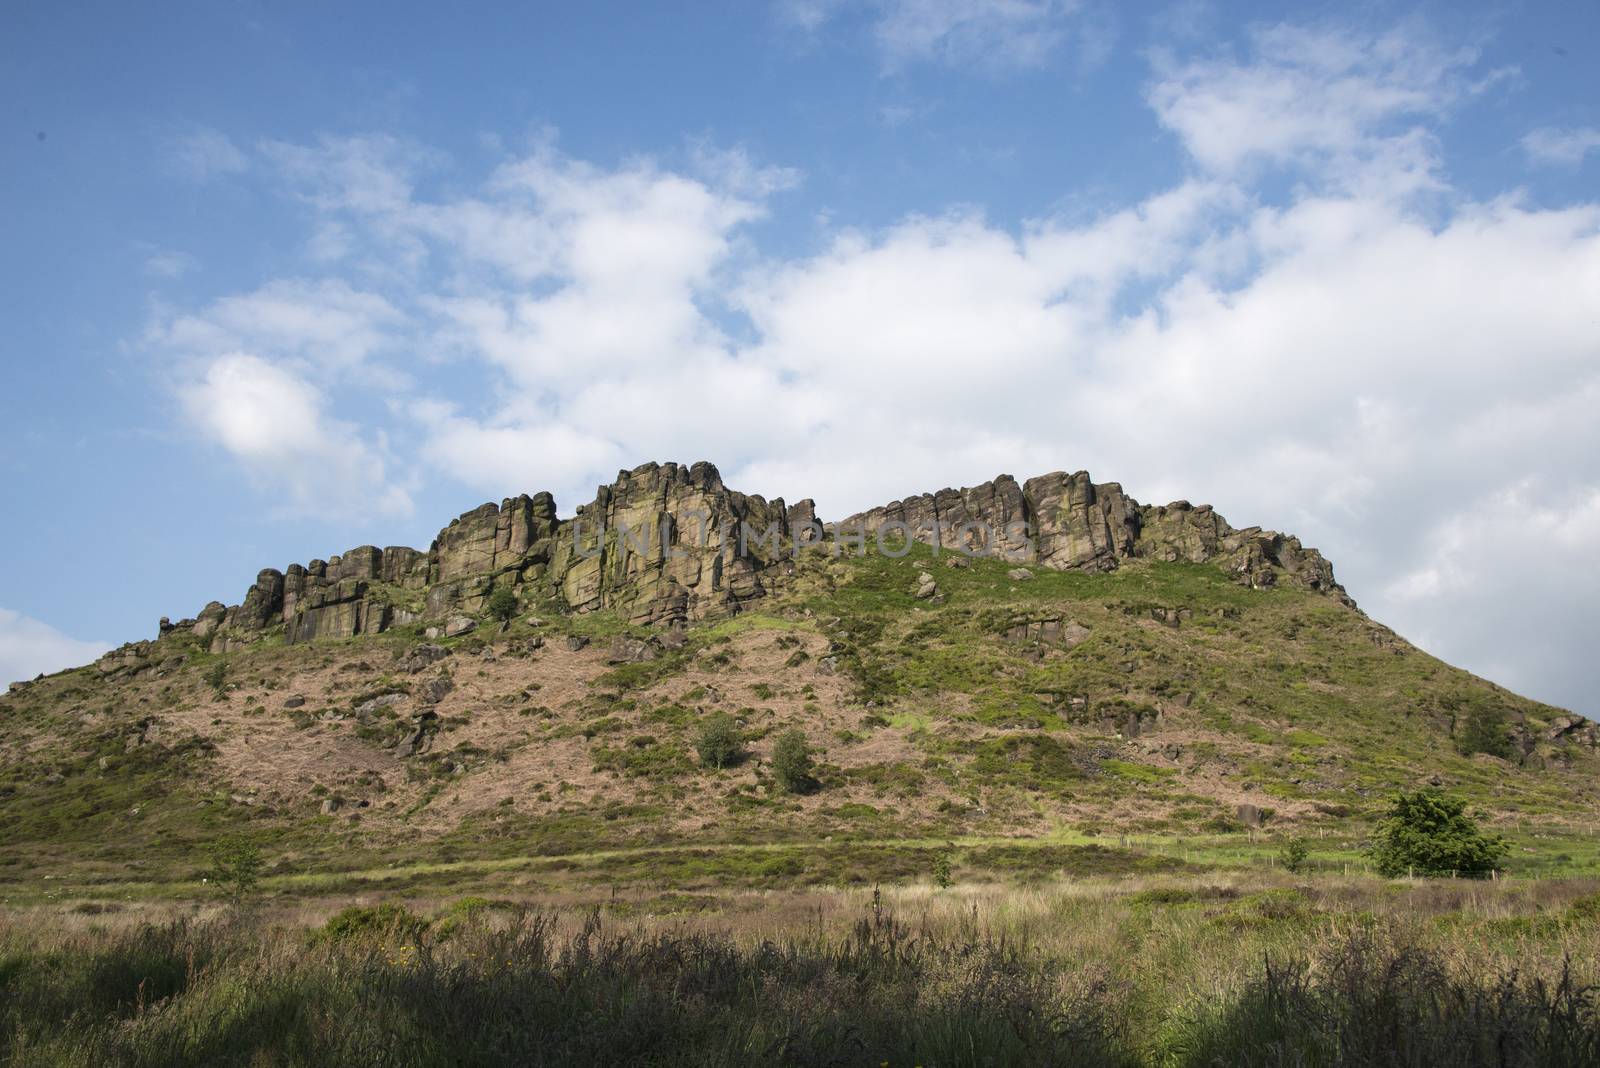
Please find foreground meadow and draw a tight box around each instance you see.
[3,872,1599,1067]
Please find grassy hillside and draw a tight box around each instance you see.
[1,543,1595,898]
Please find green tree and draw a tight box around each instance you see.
[1368,789,1507,878]
[771,728,815,793]
[932,852,954,889]
[203,660,227,698]
[694,712,743,769]
[205,836,264,904]
[486,586,519,624]
[1456,704,1515,760]
[1278,837,1310,874]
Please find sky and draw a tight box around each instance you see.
[2,0,1597,713]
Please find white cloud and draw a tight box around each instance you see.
[157,278,405,375]
[783,0,1089,72]
[178,354,412,519]
[875,0,1082,70]
[166,127,248,182]
[1523,126,1600,167]
[0,608,110,691]
[1147,23,1483,178]
[1382,483,1600,702]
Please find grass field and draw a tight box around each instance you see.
[4,872,1600,1066]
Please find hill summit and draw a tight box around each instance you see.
[153,461,1347,658]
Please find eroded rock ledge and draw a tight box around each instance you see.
[145,461,1348,656]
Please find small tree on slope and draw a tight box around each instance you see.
[1368,789,1507,878]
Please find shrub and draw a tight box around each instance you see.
[932,852,953,889]
[320,902,428,943]
[203,836,262,905]
[485,586,518,624]
[693,712,743,769]
[1368,789,1508,878]
[202,661,227,697]
[1456,704,1515,760]
[772,728,815,793]
[1279,837,1310,874]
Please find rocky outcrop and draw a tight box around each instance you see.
[549,461,803,624]
[164,460,1349,652]
[838,470,1347,600]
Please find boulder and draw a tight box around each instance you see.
[354,692,406,717]
[1007,568,1034,581]
[444,615,478,638]
[398,643,450,674]
[607,636,660,664]
[418,676,454,705]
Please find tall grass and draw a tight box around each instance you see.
[2,883,1598,1066]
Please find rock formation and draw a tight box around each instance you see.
[839,470,1344,599]
[141,461,1348,659]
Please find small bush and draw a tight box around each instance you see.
[320,902,428,943]
[772,728,816,793]
[203,836,262,905]
[202,661,227,697]
[932,852,953,889]
[1279,837,1310,874]
[486,586,518,624]
[693,712,743,769]
[1456,704,1515,760]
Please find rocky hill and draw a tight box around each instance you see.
[140,461,1346,661]
[2,461,1594,890]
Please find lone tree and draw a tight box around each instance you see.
[205,835,264,905]
[486,586,519,624]
[694,712,743,769]
[1369,789,1507,878]
[771,728,815,793]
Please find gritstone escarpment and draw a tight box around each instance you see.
[144,462,1346,660]
[6,458,1596,885]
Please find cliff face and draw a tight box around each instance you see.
[149,461,1347,657]
[840,471,1344,599]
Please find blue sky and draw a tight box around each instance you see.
[3,0,1598,713]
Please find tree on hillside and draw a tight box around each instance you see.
[772,728,815,793]
[694,712,743,769]
[486,586,519,624]
[1368,789,1507,878]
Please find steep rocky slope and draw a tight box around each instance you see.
[2,461,1594,888]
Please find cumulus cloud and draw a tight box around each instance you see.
[156,278,406,376]
[1523,126,1600,167]
[0,608,110,691]
[148,21,1600,711]
[1147,23,1487,179]
[178,354,412,519]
